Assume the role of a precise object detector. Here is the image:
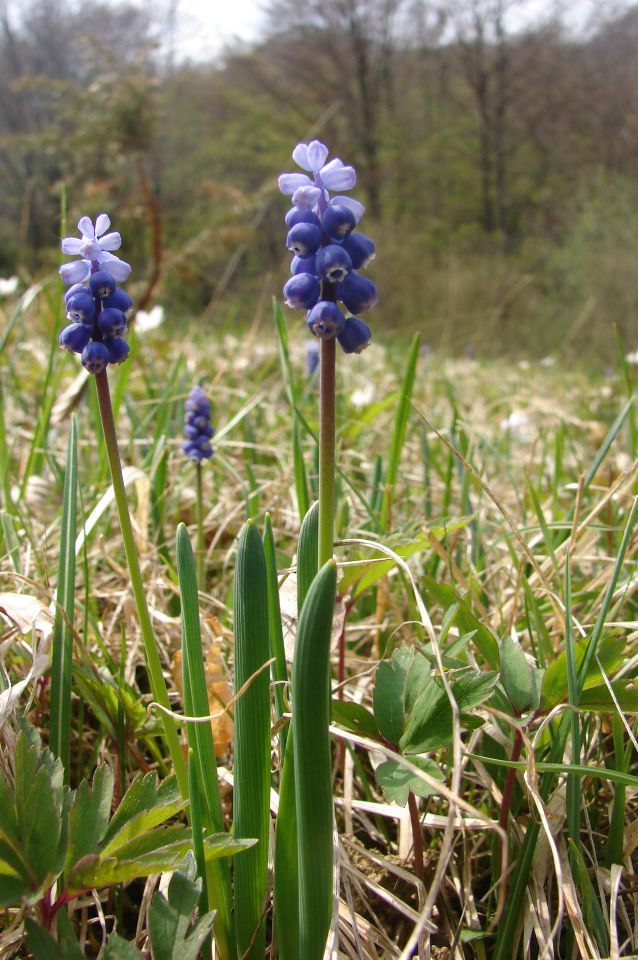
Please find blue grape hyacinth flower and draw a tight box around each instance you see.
[58,214,133,375]
[182,386,214,462]
[279,140,376,354]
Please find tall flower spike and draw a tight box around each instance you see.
[58,214,133,374]
[278,141,376,353]
[182,385,214,462]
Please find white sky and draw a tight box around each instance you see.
[168,0,267,61]
[164,0,631,61]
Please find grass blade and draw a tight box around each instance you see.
[263,513,288,759]
[380,332,419,531]
[50,415,78,782]
[233,521,272,959]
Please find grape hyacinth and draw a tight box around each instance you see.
[182,385,214,462]
[279,141,376,355]
[58,214,133,374]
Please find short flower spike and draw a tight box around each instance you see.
[58,214,133,375]
[182,386,215,463]
[278,141,377,353]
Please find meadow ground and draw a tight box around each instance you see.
[1,282,637,958]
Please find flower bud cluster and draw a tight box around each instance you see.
[278,141,377,355]
[58,215,133,375]
[182,386,214,463]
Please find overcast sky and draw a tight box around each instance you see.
[168,0,266,60]
[164,0,630,61]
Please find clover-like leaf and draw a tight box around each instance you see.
[375,757,444,806]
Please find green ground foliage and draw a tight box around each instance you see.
[0,275,637,954]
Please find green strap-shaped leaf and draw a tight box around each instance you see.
[50,415,78,782]
[273,733,299,960]
[297,500,319,616]
[176,522,234,960]
[292,560,337,960]
[263,514,289,759]
[233,521,272,960]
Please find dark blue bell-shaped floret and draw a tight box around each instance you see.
[105,337,130,365]
[66,290,97,325]
[307,301,346,339]
[81,340,110,374]
[183,385,215,463]
[284,273,321,310]
[285,207,321,228]
[337,316,372,354]
[89,270,117,300]
[291,254,317,276]
[59,322,92,354]
[64,283,86,305]
[342,232,375,270]
[337,272,378,314]
[316,244,352,284]
[322,204,356,240]
[287,222,322,258]
[103,287,133,313]
[98,307,127,338]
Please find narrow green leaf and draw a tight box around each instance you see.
[273,733,299,960]
[380,332,420,530]
[297,500,319,616]
[293,417,309,521]
[233,521,272,960]
[292,560,338,960]
[177,523,234,960]
[541,633,625,711]
[263,514,289,758]
[186,751,211,960]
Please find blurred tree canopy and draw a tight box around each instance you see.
[1,0,638,355]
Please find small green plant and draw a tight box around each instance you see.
[0,723,248,935]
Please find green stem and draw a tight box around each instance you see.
[196,461,205,587]
[318,337,336,567]
[94,370,187,796]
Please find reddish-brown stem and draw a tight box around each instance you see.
[407,790,425,882]
[499,727,523,835]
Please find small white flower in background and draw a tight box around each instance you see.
[540,355,556,368]
[0,276,18,296]
[625,349,638,365]
[499,410,530,434]
[350,383,375,408]
[135,305,164,334]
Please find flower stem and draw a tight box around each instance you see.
[196,461,205,586]
[318,336,336,567]
[94,370,187,796]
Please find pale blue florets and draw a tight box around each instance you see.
[58,215,133,375]
[278,141,376,355]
